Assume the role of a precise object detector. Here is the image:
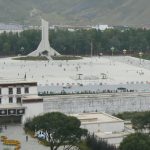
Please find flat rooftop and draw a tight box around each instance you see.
[71,112,123,124]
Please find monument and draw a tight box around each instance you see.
[28,19,60,59]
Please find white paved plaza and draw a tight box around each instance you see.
[0,56,150,91]
[0,56,150,86]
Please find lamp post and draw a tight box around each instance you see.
[20,46,24,55]
[100,53,103,56]
[90,41,93,58]
[139,51,143,65]
[123,49,127,59]
[111,47,115,56]
[123,49,127,56]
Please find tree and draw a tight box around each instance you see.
[24,112,87,150]
[116,111,150,132]
[119,133,150,150]
[86,134,117,150]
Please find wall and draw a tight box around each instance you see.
[104,136,123,146]
[22,102,43,123]
[99,122,124,132]
[81,121,124,133]
[43,92,150,114]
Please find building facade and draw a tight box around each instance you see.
[0,82,43,124]
[71,112,133,146]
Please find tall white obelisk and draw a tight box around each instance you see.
[28,19,60,58]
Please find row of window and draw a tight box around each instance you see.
[0,97,21,104]
[0,87,29,95]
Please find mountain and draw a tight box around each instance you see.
[0,0,150,27]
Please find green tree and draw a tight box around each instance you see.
[86,134,117,150]
[119,133,150,150]
[24,112,87,150]
[3,42,11,54]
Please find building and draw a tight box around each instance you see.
[92,24,113,31]
[0,81,43,124]
[52,25,92,31]
[71,112,133,147]
[0,23,23,33]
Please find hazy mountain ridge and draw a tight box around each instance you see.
[0,0,150,26]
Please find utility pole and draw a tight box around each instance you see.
[91,41,93,57]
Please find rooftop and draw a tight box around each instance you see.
[0,81,37,87]
[71,112,123,124]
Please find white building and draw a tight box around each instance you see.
[92,25,113,31]
[71,112,133,147]
[0,81,43,123]
[0,23,23,33]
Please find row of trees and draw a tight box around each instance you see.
[1,28,150,56]
[116,111,150,131]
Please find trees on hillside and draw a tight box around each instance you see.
[24,112,87,150]
[119,133,150,150]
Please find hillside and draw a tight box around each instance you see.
[1,0,150,26]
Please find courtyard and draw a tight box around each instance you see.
[0,125,49,150]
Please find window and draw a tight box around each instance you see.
[17,87,21,94]
[24,87,29,93]
[8,88,13,94]
[17,97,21,103]
[9,97,13,103]
[0,88,1,95]
[0,98,1,104]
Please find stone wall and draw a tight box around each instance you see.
[43,92,150,114]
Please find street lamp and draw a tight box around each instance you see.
[100,53,103,56]
[139,51,143,65]
[123,49,127,56]
[123,49,127,60]
[98,52,103,58]
[111,47,115,56]
[20,46,24,55]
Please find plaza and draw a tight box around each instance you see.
[0,56,150,94]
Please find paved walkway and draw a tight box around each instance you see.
[0,125,49,150]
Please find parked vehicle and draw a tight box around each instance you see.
[34,130,46,139]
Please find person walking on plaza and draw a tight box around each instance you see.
[26,135,28,142]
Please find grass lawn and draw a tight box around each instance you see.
[52,55,82,60]
[13,55,82,61]
[13,56,48,61]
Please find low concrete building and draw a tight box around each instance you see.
[71,112,133,147]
